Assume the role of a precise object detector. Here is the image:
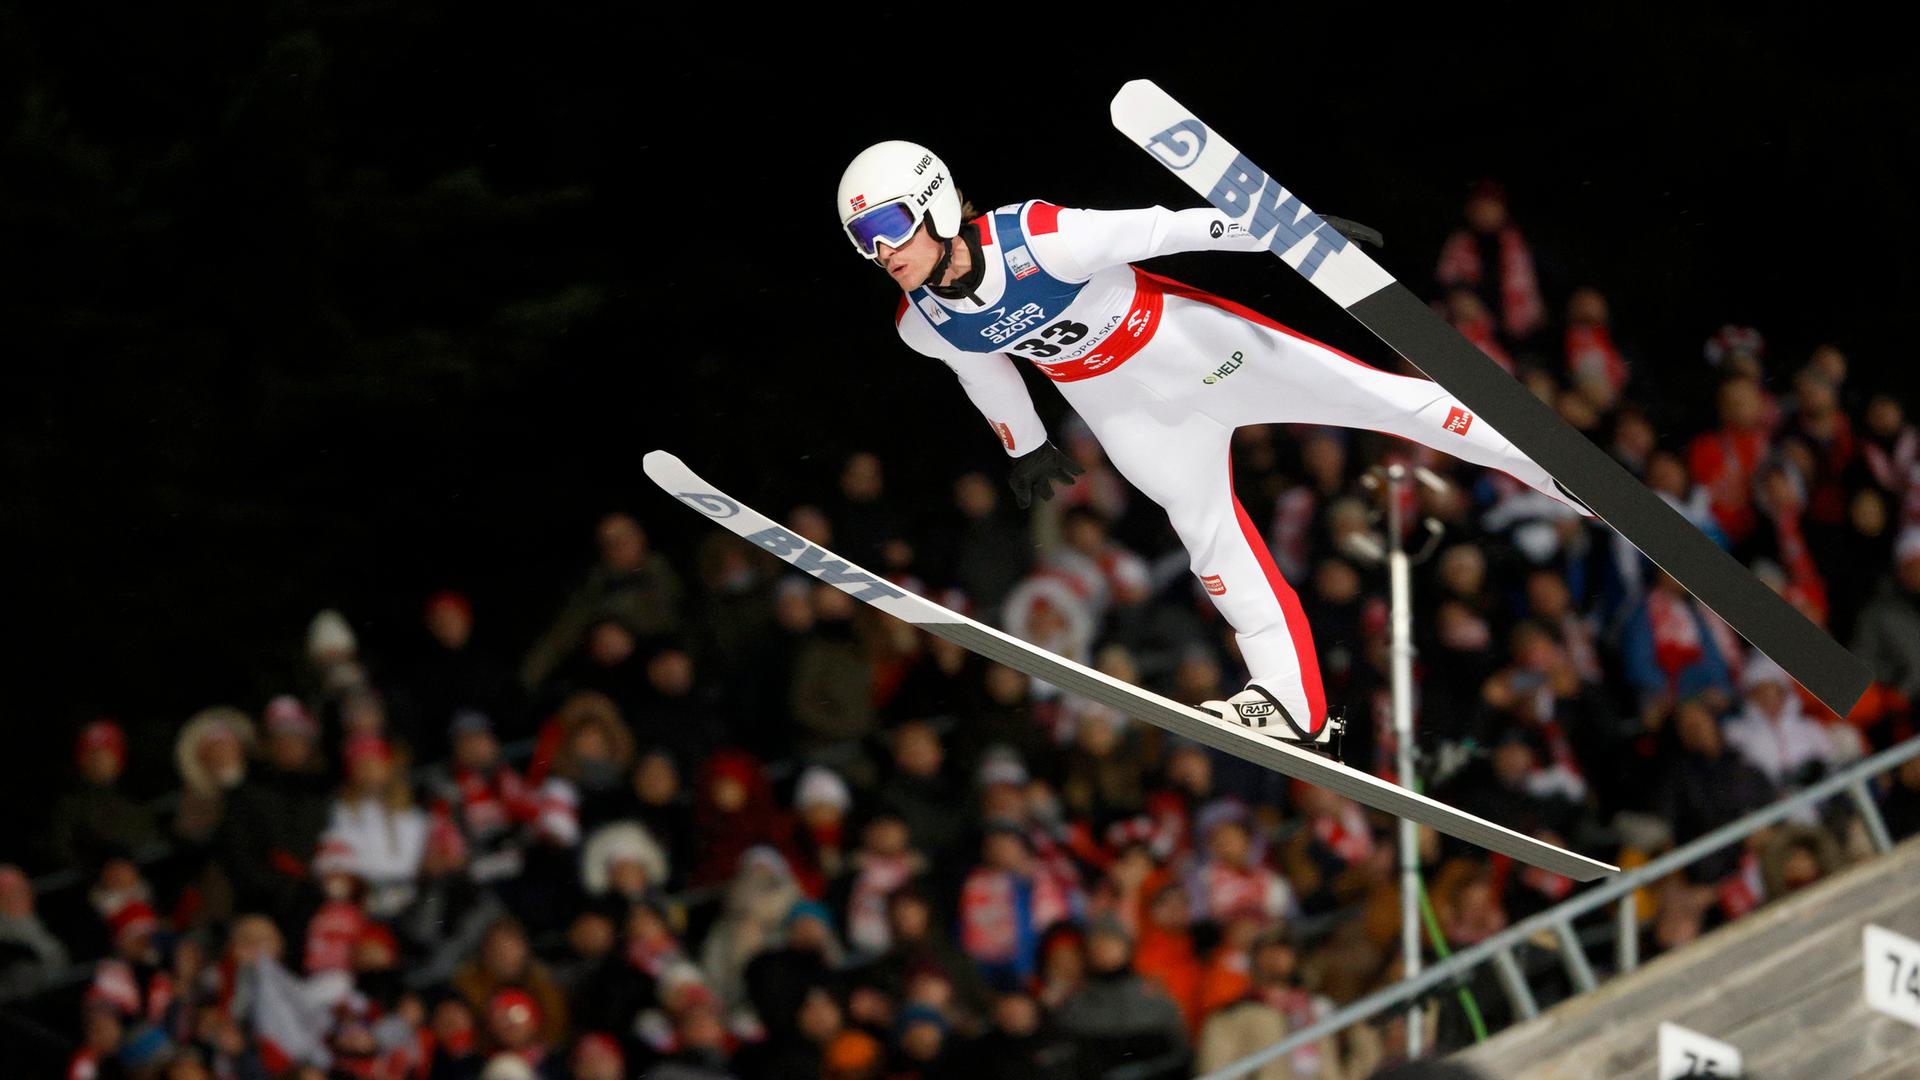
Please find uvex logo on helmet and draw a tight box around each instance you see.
[913,154,933,175]
[914,172,946,207]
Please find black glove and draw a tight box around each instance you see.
[1008,441,1085,510]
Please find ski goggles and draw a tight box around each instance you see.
[844,198,922,259]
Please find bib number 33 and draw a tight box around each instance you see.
[1012,319,1090,358]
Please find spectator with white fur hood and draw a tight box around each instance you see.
[173,706,255,846]
[1722,654,1848,793]
[581,821,670,906]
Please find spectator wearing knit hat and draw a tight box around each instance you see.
[572,1031,626,1080]
[890,1000,960,1079]
[1051,915,1189,1080]
[485,986,557,1074]
[743,898,845,1040]
[49,719,163,871]
[217,696,332,929]
[699,845,805,1023]
[454,917,571,1052]
[1436,179,1547,350]
[395,589,521,764]
[1186,802,1297,927]
[1722,654,1850,796]
[1687,375,1773,550]
[790,765,853,897]
[432,709,543,885]
[326,733,427,920]
[687,751,793,891]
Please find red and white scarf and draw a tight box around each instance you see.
[1438,226,1546,341]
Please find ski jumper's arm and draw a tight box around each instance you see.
[895,300,1049,456]
[1022,202,1267,281]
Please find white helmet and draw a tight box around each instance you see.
[837,140,963,260]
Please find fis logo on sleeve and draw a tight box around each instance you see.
[1444,407,1474,435]
[1201,574,1227,596]
[918,296,951,325]
[1005,245,1040,280]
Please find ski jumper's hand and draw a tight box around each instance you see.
[1008,442,1084,509]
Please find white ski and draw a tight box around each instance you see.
[1109,78,1870,720]
[645,450,1617,882]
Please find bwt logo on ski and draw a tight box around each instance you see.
[982,303,1048,344]
[1146,119,1208,170]
[1444,407,1474,435]
[1202,351,1245,385]
[1204,153,1351,278]
[743,527,907,603]
[675,492,741,518]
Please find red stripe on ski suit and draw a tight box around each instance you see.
[1134,268,1383,372]
[1142,267,1564,511]
[1228,455,1327,732]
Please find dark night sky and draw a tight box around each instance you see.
[3,8,1916,840]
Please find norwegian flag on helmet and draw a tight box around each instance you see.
[849,194,867,212]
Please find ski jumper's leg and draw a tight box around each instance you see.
[1144,273,1582,510]
[1065,380,1327,730]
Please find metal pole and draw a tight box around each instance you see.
[1387,463,1422,1058]
[1850,780,1896,854]
[1616,894,1639,975]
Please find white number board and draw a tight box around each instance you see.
[1657,1021,1742,1079]
[1864,924,1920,1029]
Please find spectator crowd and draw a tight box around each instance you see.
[10,180,1920,1080]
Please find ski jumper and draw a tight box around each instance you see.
[894,200,1577,729]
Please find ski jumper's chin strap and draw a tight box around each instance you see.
[925,221,986,306]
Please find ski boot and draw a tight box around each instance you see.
[1200,683,1347,761]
